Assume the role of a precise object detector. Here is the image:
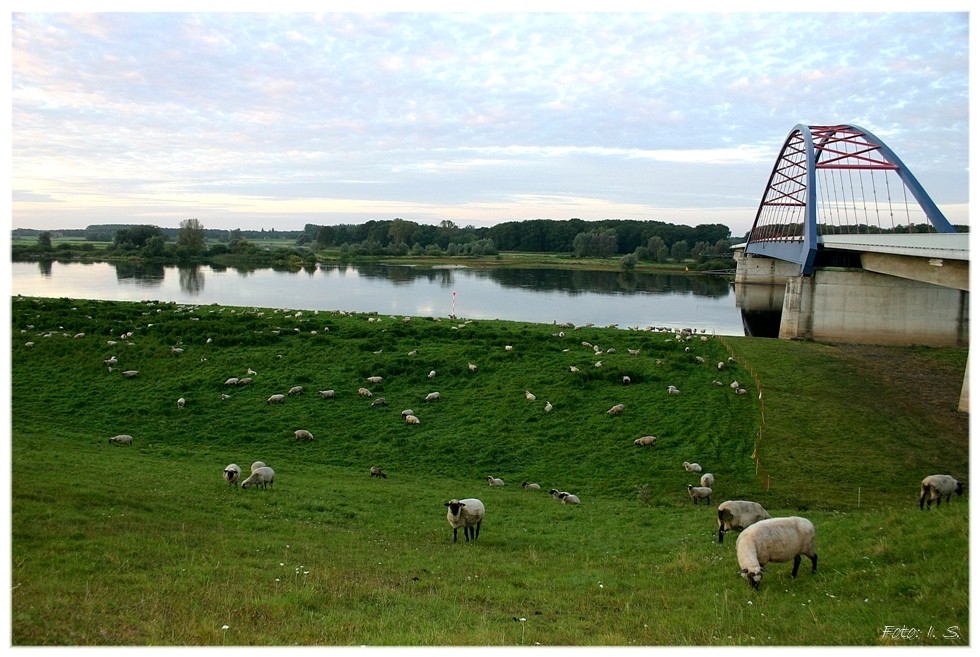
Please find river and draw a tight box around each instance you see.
[10,260,746,335]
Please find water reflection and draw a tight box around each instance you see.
[178,265,205,295]
[115,261,165,287]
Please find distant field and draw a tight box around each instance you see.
[10,296,969,646]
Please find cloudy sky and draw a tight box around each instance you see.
[9,8,971,237]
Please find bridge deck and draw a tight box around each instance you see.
[817,233,970,261]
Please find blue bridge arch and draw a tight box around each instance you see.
[744,124,955,275]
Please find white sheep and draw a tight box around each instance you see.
[686,485,712,505]
[667,385,680,395]
[558,492,581,505]
[176,397,186,409]
[223,464,241,486]
[525,390,536,401]
[405,414,421,425]
[569,366,580,373]
[716,500,771,543]
[237,377,252,386]
[370,466,387,478]
[225,377,240,386]
[319,390,336,399]
[425,391,441,402]
[294,429,314,441]
[634,435,657,446]
[544,401,553,412]
[683,462,702,473]
[250,461,266,473]
[122,370,139,378]
[108,434,133,445]
[622,376,631,385]
[700,473,715,488]
[366,376,383,384]
[522,482,541,491]
[468,362,478,372]
[607,403,625,415]
[444,498,485,542]
[400,409,415,418]
[241,466,276,490]
[736,517,817,589]
[428,370,436,379]
[919,474,965,510]
[288,386,304,396]
[267,394,285,404]
[358,387,373,398]
[487,476,505,487]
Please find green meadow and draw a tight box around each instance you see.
[10,296,969,646]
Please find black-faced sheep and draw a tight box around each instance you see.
[444,498,485,542]
[558,492,581,505]
[717,500,771,543]
[736,516,817,589]
[919,474,965,510]
[686,485,712,505]
[223,464,241,486]
[487,476,505,487]
[522,482,541,491]
[242,466,275,490]
[370,466,387,478]
[683,462,702,473]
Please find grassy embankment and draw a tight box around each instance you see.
[11,296,968,646]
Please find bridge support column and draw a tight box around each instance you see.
[778,268,968,348]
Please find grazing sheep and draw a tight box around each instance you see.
[104,356,117,366]
[370,466,387,479]
[700,473,715,488]
[730,380,740,390]
[370,397,388,407]
[607,403,625,415]
[221,394,231,400]
[294,429,314,441]
[405,414,421,425]
[425,391,441,402]
[241,466,276,490]
[569,366,580,373]
[717,362,725,370]
[717,500,771,543]
[919,474,965,510]
[401,409,415,418]
[558,492,581,505]
[683,462,702,473]
[267,394,285,404]
[667,385,680,395]
[108,434,133,445]
[223,464,242,486]
[525,390,536,401]
[237,377,252,386]
[366,376,383,384]
[319,390,336,399]
[358,387,373,398]
[250,461,266,473]
[686,485,713,505]
[122,370,139,378]
[623,376,631,385]
[522,482,541,491]
[444,498,485,543]
[634,435,657,446]
[468,362,477,372]
[736,388,748,395]
[544,401,553,412]
[288,386,304,396]
[627,348,640,356]
[487,477,505,487]
[736,517,817,589]
[177,397,186,409]
[428,370,436,379]
[695,356,705,364]
[224,377,240,386]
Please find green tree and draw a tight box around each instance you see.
[670,240,689,262]
[619,252,638,272]
[177,218,206,256]
[647,235,668,263]
[36,231,52,251]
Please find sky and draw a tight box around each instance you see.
[7,6,973,239]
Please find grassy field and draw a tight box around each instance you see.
[9,296,969,646]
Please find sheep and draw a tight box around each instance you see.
[288,386,304,396]
[237,377,252,386]
[468,362,478,372]
[569,366,580,373]
[686,485,713,505]
[487,476,505,487]
[695,356,705,364]
[267,394,285,404]
[683,462,702,473]
[319,390,336,399]
[919,474,965,510]
[405,414,421,425]
[622,376,631,385]
[108,434,133,445]
[558,492,581,505]
[428,370,436,379]
[730,380,740,390]
[544,401,553,412]
[371,397,388,407]
[667,385,680,395]
[25,342,35,348]
[221,394,231,400]
[224,377,240,386]
[122,370,139,378]
[522,482,541,491]
[358,387,373,398]
[444,498,485,542]
[370,466,387,479]
[177,397,186,409]
[223,464,241,486]
[294,429,314,441]
[607,403,625,415]
[634,435,657,446]
[627,348,640,356]
[241,466,276,490]
[250,461,266,473]
[717,362,726,370]
[104,356,117,366]
[736,517,817,589]
[425,391,441,402]
[700,473,715,488]
[366,376,383,384]
[525,390,536,401]
[401,409,415,418]
[717,500,771,543]
[736,388,748,396]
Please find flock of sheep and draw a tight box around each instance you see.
[84,303,966,591]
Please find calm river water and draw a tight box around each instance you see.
[10,260,746,335]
